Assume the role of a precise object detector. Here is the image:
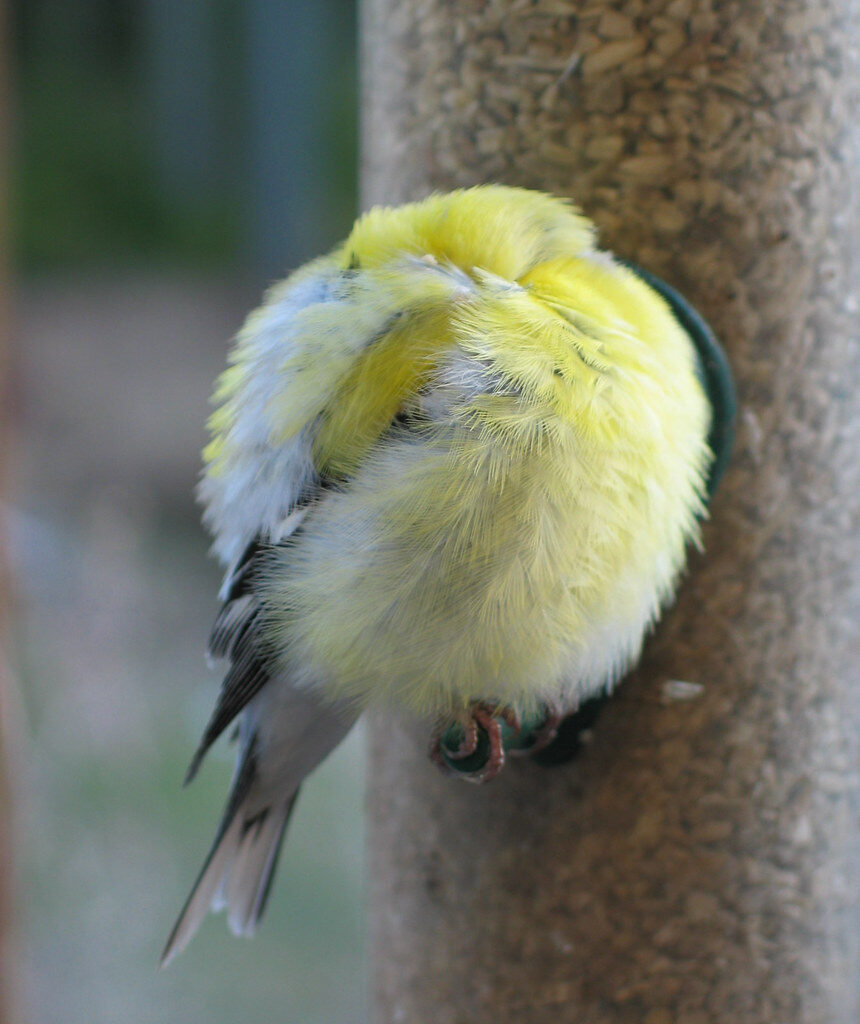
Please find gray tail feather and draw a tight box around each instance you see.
[160,789,299,967]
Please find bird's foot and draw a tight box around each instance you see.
[507,700,563,757]
[429,702,520,784]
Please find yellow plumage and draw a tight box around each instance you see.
[164,185,713,962]
[203,185,711,718]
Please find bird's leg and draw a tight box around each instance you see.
[429,701,521,783]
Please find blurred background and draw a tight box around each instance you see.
[6,2,366,1021]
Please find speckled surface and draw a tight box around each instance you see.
[362,2,860,1021]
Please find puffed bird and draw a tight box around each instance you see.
[161,185,712,963]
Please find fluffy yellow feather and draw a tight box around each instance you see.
[163,186,712,961]
[205,186,710,717]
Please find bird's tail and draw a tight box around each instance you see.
[160,777,298,967]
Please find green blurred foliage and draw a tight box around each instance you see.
[14,63,240,268]
[13,0,233,267]
[10,0,357,271]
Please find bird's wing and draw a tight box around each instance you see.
[186,254,483,779]
[184,537,275,784]
[166,254,487,959]
[198,254,479,570]
[187,260,371,780]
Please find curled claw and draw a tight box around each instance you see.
[430,701,522,783]
[427,704,524,782]
[428,716,479,770]
[507,700,563,756]
[468,704,513,783]
[430,701,568,781]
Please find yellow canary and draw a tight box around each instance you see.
[162,185,712,963]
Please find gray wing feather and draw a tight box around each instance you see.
[162,687,359,966]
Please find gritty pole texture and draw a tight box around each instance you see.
[361,2,860,1023]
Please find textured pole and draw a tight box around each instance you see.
[362,2,860,1022]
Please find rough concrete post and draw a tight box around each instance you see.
[361,2,860,1022]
